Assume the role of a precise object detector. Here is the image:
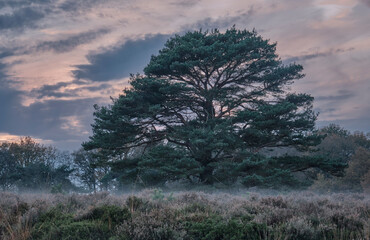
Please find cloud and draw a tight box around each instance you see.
[360,0,370,7]
[0,96,99,149]
[183,8,255,31]
[36,28,111,53]
[0,7,45,30]
[315,89,355,101]
[0,86,23,128]
[170,0,200,7]
[32,81,113,99]
[0,0,54,8]
[283,48,355,64]
[1,53,96,149]
[0,60,9,80]
[31,81,71,99]
[315,107,337,114]
[23,98,97,139]
[0,63,24,133]
[58,0,106,12]
[72,34,169,81]
[317,116,370,133]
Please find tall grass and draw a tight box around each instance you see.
[0,190,369,239]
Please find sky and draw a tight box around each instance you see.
[0,0,369,150]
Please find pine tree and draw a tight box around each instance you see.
[84,28,343,186]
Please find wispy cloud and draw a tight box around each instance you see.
[315,90,355,101]
[183,7,255,31]
[58,0,106,12]
[31,81,113,99]
[36,28,111,53]
[283,48,355,64]
[169,0,200,7]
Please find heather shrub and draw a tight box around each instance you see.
[30,204,130,240]
[283,217,325,240]
[183,216,267,240]
[182,202,212,214]
[115,208,180,240]
[0,191,369,240]
[361,170,370,194]
[125,195,144,213]
[79,205,131,228]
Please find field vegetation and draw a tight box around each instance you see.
[0,190,369,240]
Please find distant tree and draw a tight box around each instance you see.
[319,124,350,137]
[342,147,370,192]
[84,28,344,187]
[72,149,110,192]
[0,137,75,191]
[12,163,75,191]
[0,136,57,167]
[314,124,370,164]
[311,126,370,192]
[0,149,17,190]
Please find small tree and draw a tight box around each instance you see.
[315,124,363,164]
[72,149,111,192]
[311,127,370,192]
[343,147,370,192]
[84,28,343,187]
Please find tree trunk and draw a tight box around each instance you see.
[199,165,214,184]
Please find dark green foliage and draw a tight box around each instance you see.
[84,28,341,187]
[239,154,347,188]
[0,137,76,191]
[0,150,17,190]
[111,145,201,186]
[51,183,64,194]
[80,205,131,228]
[182,202,212,214]
[31,205,131,240]
[12,163,75,191]
[183,216,267,240]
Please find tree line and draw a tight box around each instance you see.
[0,124,369,193]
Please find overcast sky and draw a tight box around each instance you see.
[0,0,369,150]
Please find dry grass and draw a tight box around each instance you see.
[0,190,369,239]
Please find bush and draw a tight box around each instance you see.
[1,191,368,240]
[80,205,131,229]
[184,216,267,240]
[126,196,143,213]
[31,205,131,240]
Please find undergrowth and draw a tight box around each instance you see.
[0,190,369,240]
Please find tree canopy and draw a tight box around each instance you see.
[0,137,75,191]
[84,28,343,186]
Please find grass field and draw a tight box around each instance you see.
[1,190,369,240]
